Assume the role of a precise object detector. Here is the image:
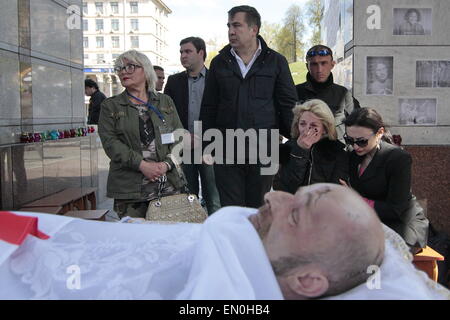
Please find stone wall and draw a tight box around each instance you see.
[322,0,450,235]
[0,1,103,210]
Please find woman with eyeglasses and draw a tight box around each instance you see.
[98,50,185,219]
[273,99,349,194]
[342,108,428,253]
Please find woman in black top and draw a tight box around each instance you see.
[273,99,348,194]
[342,108,428,252]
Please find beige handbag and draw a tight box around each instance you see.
[145,174,207,224]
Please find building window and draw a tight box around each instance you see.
[111,36,120,48]
[130,19,139,31]
[97,54,105,64]
[95,19,104,31]
[96,36,104,48]
[110,2,119,14]
[82,3,88,14]
[112,53,120,60]
[84,53,89,60]
[130,36,139,48]
[83,19,88,31]
[111,19,119,31]
[130,2,138,14]
[155,23,158,36]
[95,2,104,14]
[83,37,89,48]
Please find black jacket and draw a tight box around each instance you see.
[349,141,428,248]
[164,69,208,130]
[296,73,360,140]
[200,36,298,139]
[273,138,349,194]
[88,90,107,125]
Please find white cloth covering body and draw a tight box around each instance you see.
[0,208,449,300]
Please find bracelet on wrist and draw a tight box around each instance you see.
[163,161,172,171]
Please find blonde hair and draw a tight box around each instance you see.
[114,50,157,93]
[291,99,337,140]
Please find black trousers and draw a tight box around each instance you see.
[214,163,274,208]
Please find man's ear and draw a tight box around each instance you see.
[251,24,259,36]
[331,60,336,69]
[287,269,329,298]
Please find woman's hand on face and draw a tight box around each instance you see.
[139,161,168,182]
[298,128,321,149]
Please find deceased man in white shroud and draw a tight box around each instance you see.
[0,184,449,300]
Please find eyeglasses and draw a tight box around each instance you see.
[114,64,142,74]
[343,133,375,148]
[306,49,331,58]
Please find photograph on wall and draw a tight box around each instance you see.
[416,60,450,88]
[393,8,432,35]
[366,56,393,95]
[398,98,437,125]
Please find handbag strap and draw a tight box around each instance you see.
[169,157,192,194]
[157,168,190,200]
[156,175,167,201]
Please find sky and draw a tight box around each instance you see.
[163,0,310,69]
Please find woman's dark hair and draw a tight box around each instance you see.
[344,108,394,144]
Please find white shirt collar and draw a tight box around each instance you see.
[230,39,262,78]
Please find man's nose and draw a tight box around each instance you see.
[264,192,294,214]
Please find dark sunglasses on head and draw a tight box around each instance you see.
[306,49,331,57]
[343,133,375,148]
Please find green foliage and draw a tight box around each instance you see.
[305,0,324,47]
[278,4,305,63]
[289,61,308,85]
[260,21,281,49]
[205,50,218,69]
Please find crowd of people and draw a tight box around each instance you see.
[1,4,445,300]
[87,5,431,254]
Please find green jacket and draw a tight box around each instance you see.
[98,90,185,199]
